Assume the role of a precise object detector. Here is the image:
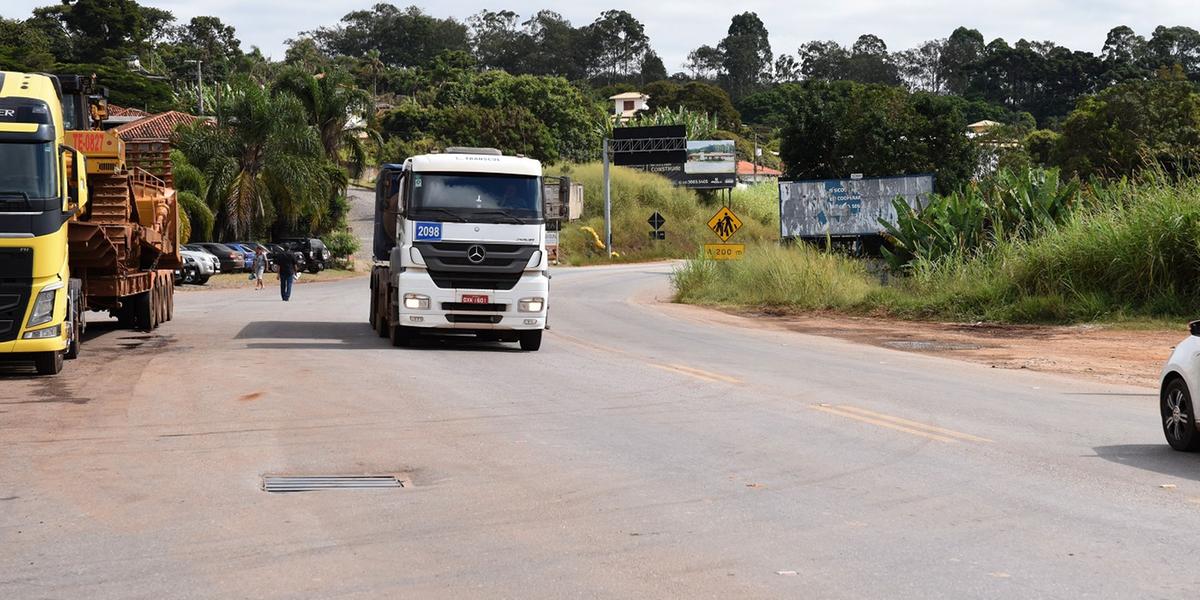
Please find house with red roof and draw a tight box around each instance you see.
[737,160,782,185]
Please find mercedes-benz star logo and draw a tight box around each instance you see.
[466,245,486,264]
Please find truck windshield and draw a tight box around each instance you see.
[0,142,56,203]
[410,173,542,223]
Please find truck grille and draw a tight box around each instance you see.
[445,314,503,324]
[416,242,537,291]
[441,302,508,312]
[0,248,33,343]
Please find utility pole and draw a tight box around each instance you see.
[602,137,612,257]
[185,59,203,115]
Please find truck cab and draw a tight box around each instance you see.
[369,148,549,350]
[0,72,86,374]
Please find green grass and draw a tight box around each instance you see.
[548,163,777,264]
[674,177,1200,324]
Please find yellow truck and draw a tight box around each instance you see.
[0,72,179,375]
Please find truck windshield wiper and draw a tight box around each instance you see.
[473,209,527,224]
[413,207,468,222]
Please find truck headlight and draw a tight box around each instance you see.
[403,293,430,310]
[526,250,543,269]
[518,297,544,312]
[409,247,426,266]
[22,325,61,339]
[27,285,60,328]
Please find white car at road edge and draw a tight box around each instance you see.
[1160,320,1200,451]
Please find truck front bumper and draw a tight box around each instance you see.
[395,269,548,331]
[0,325,68,354]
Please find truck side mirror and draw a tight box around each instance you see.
[60,145,79,205]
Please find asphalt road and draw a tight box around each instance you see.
[2,263,1198,599]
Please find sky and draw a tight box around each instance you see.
[4,0,1198,71]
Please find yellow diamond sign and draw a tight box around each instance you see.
[707,207,743,242]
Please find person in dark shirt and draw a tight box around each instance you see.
[273,250,297,301]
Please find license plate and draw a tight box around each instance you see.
[461,294,489,304]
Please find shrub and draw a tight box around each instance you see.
[323,229,361,269]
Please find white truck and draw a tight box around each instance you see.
[369,148,549,351]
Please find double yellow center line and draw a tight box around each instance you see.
[650,363,742,384]
[811,404,993,444]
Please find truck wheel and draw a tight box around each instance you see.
[64,301,81,360]
[134,290,154,331]
[165,279,174,322]
[389,323,412,347]
[518,330,543,352]
[34,351,63,375]
[369,289,378,329]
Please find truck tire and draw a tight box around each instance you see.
[134,290,154,331]
[165,280,174,322]
[64,300,81,360]
[518,330,543,352]
[34,351,63,375]
[369,286,378,329]
[389,323,412,347]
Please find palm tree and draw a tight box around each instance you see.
[273,66,381,180]
[174,77,337,239]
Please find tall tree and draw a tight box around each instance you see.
[844,34,899,84]
[1145,26,1200,78]
[773,53,801,83]
[940,27,985,95]
[896,39,947,92]
[718,12,772,99]
[468,10,529,73]
[1101,26,1148,84]
[310,4,469,69]
[584,10,649,83]
[684,45,723,80]
[799,40,849,81]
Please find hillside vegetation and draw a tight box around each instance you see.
[675,175,1200,323]
[549,163,778,264]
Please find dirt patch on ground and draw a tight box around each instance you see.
[652,299,1181,388]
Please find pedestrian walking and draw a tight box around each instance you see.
[251,246,267,291]
[273,248,298,301]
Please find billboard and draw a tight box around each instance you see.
[685,140,736,174]
[611,125,686,166]
[779,174,934,239]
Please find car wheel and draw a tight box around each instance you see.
[34,351,63,375]
[183,269,198,284]
[197,276,210,285]
[1162,378,1200,451]
[518,330,542,352]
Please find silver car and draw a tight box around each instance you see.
[176,249,217,285]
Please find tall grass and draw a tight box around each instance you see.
[548,163,776,264]
[675,176,1200,323]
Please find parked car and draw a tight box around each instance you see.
[279,237,330,273]
[1160,321,1200,451]
[175,249,216,285]
[227,243,257,270]
[190,242,246,273]
[232,241,273,272]
[267,243,306,273]
[182,244,221,273]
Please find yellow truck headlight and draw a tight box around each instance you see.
[27,286,59,328]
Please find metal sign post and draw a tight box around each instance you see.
[602,138,612,256]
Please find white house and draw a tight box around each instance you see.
[610,91,649,121]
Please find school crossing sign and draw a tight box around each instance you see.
[704,206,745,260]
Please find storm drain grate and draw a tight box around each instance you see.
[263,475,405,493]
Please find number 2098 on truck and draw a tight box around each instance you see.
[369,148,549,351]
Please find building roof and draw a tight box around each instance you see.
[609,91,648,100]
[967,119,1002,132]
[114,111,201,140]
[736,160,781,176]
[107,104,150,119]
